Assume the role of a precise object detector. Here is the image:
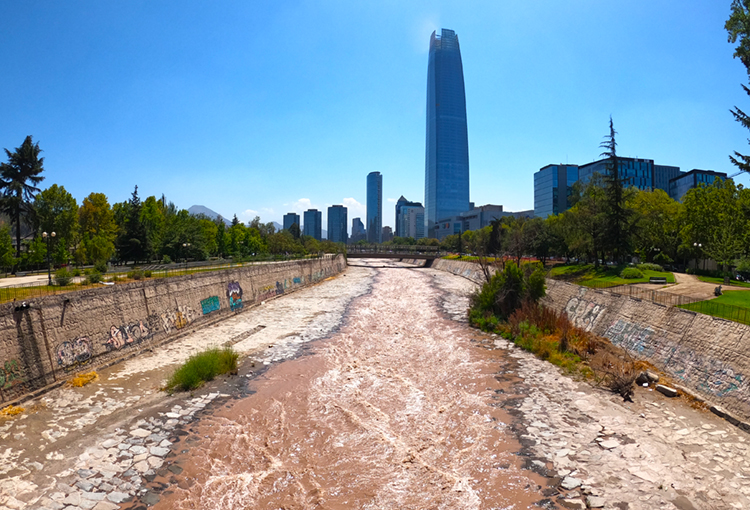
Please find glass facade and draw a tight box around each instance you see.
[533,165,578,218]
[653,165,681,193]
[327,205,348,243]
[283,212,300,231]
[303,209,322,241]
[395,195,425,239]
[425,28,470,238]
[351,217,366,243]
[367,171,382,243]
[669,169,727,202]
[578,157,654,191]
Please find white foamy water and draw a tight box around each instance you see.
[157,261,547,509]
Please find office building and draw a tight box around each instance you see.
[367,171,382,244]
[425,28,470,238]
[654,165,681,192]
[669,169,728,202]
[303,209,322,241]
[283,212,300,232]
[433,204,527,240]
[395,196,425,239]
[382,226,393,243]
[327,205,348,244]
[351,217,366,243]
[533,165,579,219]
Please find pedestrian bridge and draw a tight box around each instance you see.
[346,246,444,261]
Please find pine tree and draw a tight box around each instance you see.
[600,117,630,263]
[727,0,750,172]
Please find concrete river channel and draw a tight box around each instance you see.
[2,260,750,510]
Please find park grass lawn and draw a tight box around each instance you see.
[696,275,750,288]
[678,291,750,325]
[548,264,675,287]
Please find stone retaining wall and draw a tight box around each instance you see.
[426,258,750,422]
[0,254,346,403]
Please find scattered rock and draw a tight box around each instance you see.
[149,446,170,457]
[598,439,619,449]
[656,384,678,398]
[646,371,659,383]
[106,491,131,503]
[586,495,606,508]
[560,499,586,510]
[560,476,582,490]
[129,428,151,438]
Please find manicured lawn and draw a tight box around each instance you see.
[696,275,750,288]
[548,264,675,288]
[678,291,750,325]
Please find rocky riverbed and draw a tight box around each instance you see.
[0,261,748,510]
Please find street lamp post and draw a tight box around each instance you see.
[693,242,702,272]
[42,231,56,285]
[182,242,191,274]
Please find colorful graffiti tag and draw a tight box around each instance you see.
[293,277,302,284]
[227,282,243,311]
[56,337,93,369]
[564,297,605,330]
[0,359,25,390]
[257,284,276,302]
[104,320,154,352]
[201,296,221,315]
[161,305,198,334]
[604,318,747,398]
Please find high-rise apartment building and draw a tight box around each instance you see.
[327,205,348,244]
[283,212,300,231]
[395,196,425,239]
[367,171,382,244]
[425,28,470,238]
[303,209,322,241]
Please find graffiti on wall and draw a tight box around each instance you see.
[227,282,243,311]
[293,277,302,284]
[161,306,198,334]
[604,318,747,399]
[276,281,284,295]
[104,320,154,352]
[56,337,93,369]
[564,297,605,330]
[257,284,276,302]
[0,359,26,390]
[201,296,221,315]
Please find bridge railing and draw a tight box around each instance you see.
[346,245,443,257]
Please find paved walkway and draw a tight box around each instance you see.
[632,272,750,301]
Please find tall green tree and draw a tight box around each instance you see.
[600,117,630,262]
[79,192,116,264]
[35,184,79,263]
[116,186,148,262]
[726,0,750,172]
[0,136,45,258]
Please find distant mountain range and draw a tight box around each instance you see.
[188,205,285,233]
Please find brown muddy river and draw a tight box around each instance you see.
[154,262,550,509]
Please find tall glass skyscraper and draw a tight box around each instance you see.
[327,205,348,243]
[425,28,470,238]
[367,171,382,243]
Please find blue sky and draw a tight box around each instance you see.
[1,1,749,232]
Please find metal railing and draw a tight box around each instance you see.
[346,244,443,257]
[572,279,750,325]
[0,253,334,304]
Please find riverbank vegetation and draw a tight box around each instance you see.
[165,347,239,393]
[469,261,639,400]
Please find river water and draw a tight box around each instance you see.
[154,262,550,509]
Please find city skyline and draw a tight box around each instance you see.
[2,2,750,232]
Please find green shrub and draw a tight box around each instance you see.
[165,347,239,392]
[144,270,152,278]
[636,263,663,272]
[94,260,108,274]
[161,254,172,264]
[620,267,644,279]
[54,268,73,286]
[127,269,144,280]
[653,252,673,265]
[469,261,547,322]
[85,271,102,284]
[72,268,82,277]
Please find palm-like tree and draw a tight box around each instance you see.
[0,136,45,258]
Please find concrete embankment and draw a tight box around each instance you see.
[422,258,750,424]
[0,254,346,404]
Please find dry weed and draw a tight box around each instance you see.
[68,371,99,387]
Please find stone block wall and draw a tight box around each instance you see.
[426,259,750,421]
[0,255,346,404]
